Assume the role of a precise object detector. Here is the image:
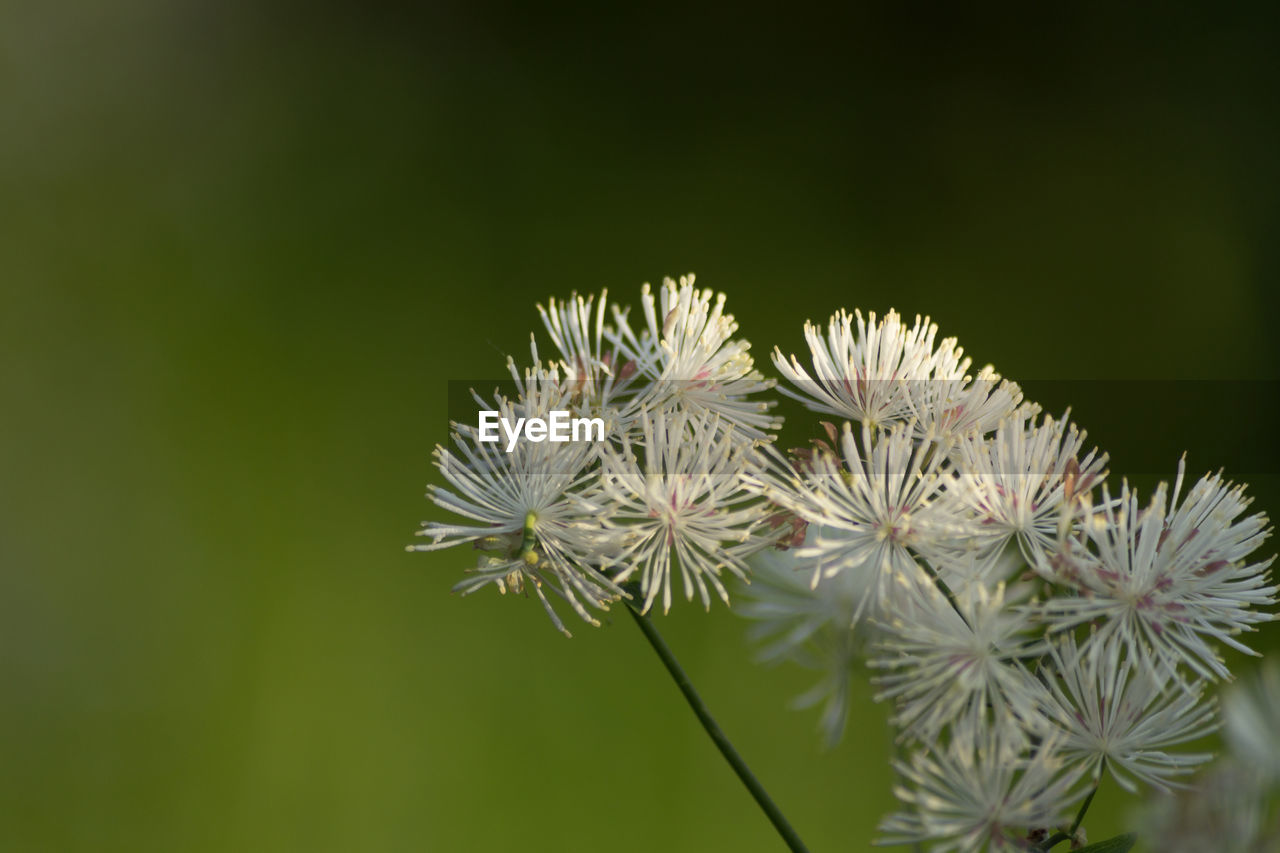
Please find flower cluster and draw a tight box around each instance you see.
[1138,660,1280,853]
[744,307,1276,850]
[416,280,1277,850]
[410,276,783,634]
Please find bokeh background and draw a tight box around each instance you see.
[3,2,1279,851]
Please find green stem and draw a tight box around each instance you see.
[625,600,810,853]
[1037,831,1070,851]
[1036,776,1101,851]
[916,557,971,630]
[1069,779,1099,837]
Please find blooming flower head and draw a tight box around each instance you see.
[416,276,792,632]
[871,582,1047,746]
[902,366,1023,447]
[738,533,877,745]
[411,361,624,635]
[1139,761,1273,853]
[608,275,780,440]
[535,289,641,434]
[597,409,775,614]
[772,308,945,431]
[1138,661,1280,853]
[1042,460,1276,681]
[1042,632,1217,793]
[1222,658,1280,783]
[751,421,947,623]
[947,406,1108,568]
[878,719,1085,853]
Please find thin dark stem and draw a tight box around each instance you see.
[917,557,971,630]
[1069,778,1100,837]
[1036,776,1101,851]
[625,600,810,853]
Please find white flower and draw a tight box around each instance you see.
[1138,761,1272,853]
[1135,662,1280,853]
[878,719,1085,853]
[535,289,641,434]
[948,406,1108,567]
[902,367,1023,446]
[1042,460,1276,680]
[410,363,624,635]
[607,275,780,440]
[1138,663,1280,853]
[739,534,874,662]
[1223,659,1280,783]
[596,410,775,614]
[737,534,876,745]
[871,582,1047,745]
[772,309,944,430]
[1042,633,1216,793]
[750,421,946,623]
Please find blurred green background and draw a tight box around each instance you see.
[3,2,1278,851]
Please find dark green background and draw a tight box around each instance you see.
[3,3,1278,850]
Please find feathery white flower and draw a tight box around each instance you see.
[597,410,774,614]
[1042,633,1216,793]
[871,582,1047,745]
[878,720,1085,853]
[1137,664,1280,853]
[949,407,1108,567]
[738,534,876,745]
[608,275,780,440]
[1223,659,1280,783]
[772,309,944,430]
[535,289,641,434]
[1043,461,1275,680]
[773,306,1022,446]
[411,363,623,635]
[751,421,946,623]
[902,366,1023,446]
[1138,761,1273,853]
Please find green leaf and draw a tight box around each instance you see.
[1072,834,1137,853]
